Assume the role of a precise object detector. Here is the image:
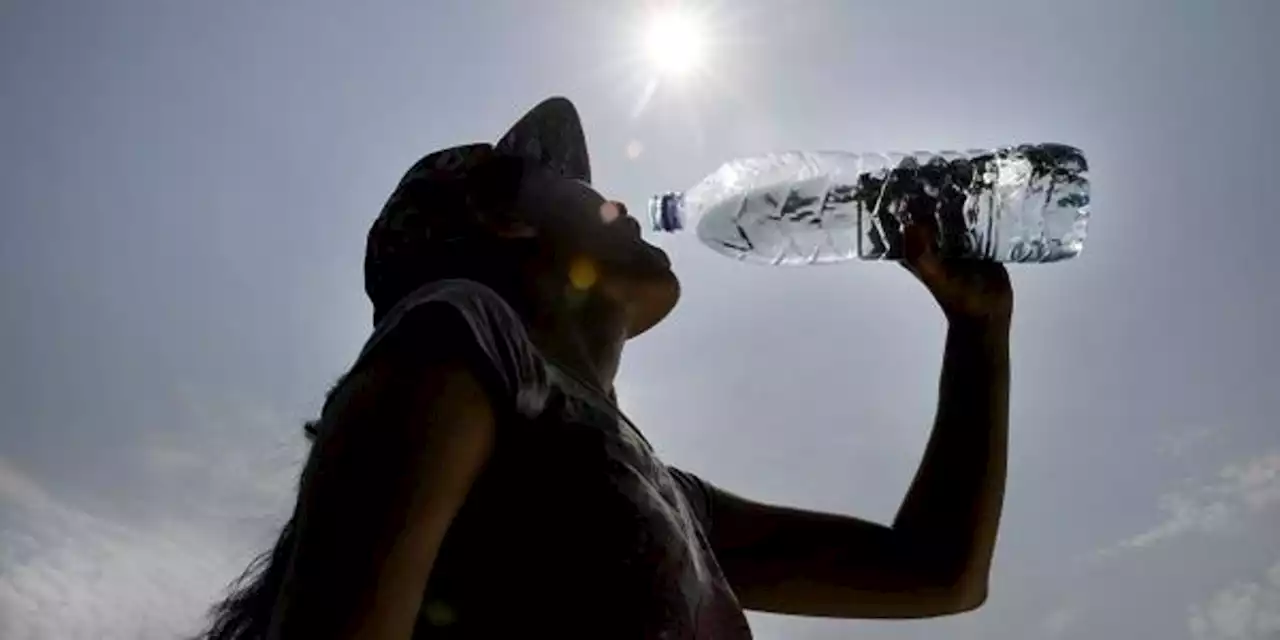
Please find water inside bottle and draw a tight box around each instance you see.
[670,145,1089,265]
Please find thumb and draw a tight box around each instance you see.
[903,221,945,281]
[903,222,929,262]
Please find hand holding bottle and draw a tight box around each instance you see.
[902,221,1013,329]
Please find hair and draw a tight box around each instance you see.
[369,152,540,325]
[195,156,538,640]
[195,417,321,640]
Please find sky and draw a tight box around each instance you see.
[1,1,1278,638]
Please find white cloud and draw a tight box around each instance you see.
[0,392,308,640]
[0,458,55,513]
[1188,557,1280,640]
[1158,425,1219,458]
[1119,495,1238,549]
[0,507,238,640]
[1104,451,1280,553]
[0,456,251,640]
[1220,454,1280,513]
[1043,606,1077,638]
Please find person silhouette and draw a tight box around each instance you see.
[200,97,1012,640]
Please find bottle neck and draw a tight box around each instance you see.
[647,191,685,233]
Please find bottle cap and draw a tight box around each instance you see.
[647,192,685,233]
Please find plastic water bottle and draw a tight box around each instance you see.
[648,144,1090,264]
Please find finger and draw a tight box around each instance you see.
[902,222,932,263]
[916,252,947,285]
[903,223,947,281]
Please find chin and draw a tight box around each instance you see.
[596,238,680,337]
[622,260,680,338]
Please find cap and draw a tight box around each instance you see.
[363,97,591,324]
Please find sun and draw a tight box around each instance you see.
[642,5,708,79]
[624,2,728,119]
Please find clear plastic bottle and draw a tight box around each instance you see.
[648,144,1090,264]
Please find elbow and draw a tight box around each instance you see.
[910,551,990,616]
[930,571,989,615]
[913,543,992,615]
[945,581,988,614]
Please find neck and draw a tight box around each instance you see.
[528,323,616,394]
[524,296,624,396]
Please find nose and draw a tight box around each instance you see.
[599,200,632,223]
[612,201,631,219]
[600,200,641,236]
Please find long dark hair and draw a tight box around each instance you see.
[195,416,324,640]
[198,507,297,640]
[196,157,535,640]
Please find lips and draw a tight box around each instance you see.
[617,215,643,238]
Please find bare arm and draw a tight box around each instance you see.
[266,326,498,640]
[703,224,1012,619]
[892,319,1008,603]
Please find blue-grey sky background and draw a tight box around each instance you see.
[2,1,1278,638]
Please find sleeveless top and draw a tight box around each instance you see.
[342,279,753,639]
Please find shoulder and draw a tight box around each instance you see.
[359,279,531,365]
[667,466,716,531]
[316,280,550,442]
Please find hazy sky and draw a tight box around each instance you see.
[2,1,1278,638]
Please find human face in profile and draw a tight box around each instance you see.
[509,166,680,337]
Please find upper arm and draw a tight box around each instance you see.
[270,334,494,639]
[270,285,542,639]
[696,480,986,619]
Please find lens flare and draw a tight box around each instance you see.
[568,256,599,291]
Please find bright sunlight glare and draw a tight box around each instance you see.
[643,6,707,79]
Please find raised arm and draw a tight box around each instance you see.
[698,223,1013,619]
[266,314,498,640]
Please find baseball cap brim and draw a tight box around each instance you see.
[495,96,592,184]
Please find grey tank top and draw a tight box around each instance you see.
[348,279,752,639]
